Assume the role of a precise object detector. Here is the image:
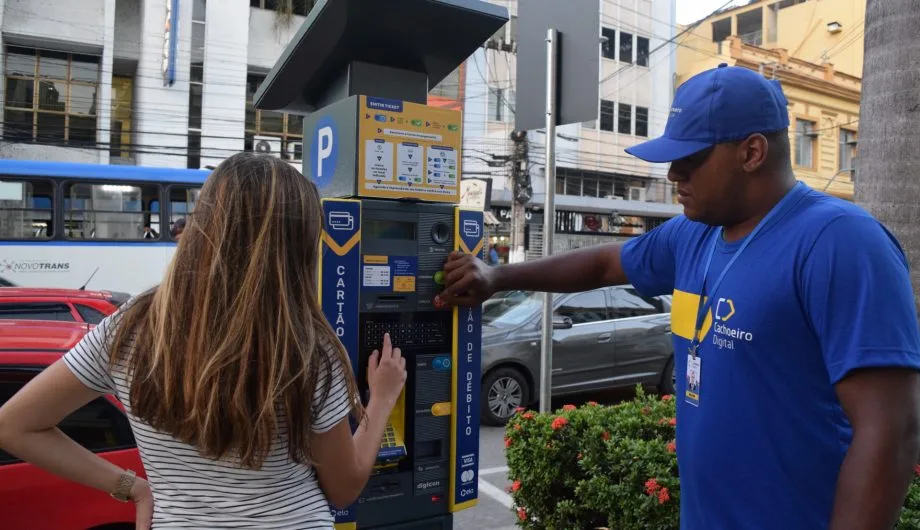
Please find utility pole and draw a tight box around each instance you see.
[509,129,531,263]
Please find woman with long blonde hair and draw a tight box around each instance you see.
[0,153,407,529]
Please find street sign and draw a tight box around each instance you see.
[515,0,600,130]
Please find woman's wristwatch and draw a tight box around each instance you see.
[110,469,137,502]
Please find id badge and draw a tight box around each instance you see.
[685,354,701,406]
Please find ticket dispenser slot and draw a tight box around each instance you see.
[353,200,456,528]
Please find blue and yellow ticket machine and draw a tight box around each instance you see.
[253,1,508,527]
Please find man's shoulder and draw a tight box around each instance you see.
[793,186,883,235]
[652,214,711,239]
[793,186,905,256]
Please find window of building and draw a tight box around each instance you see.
[429,66,461,101]
[0,371,135,465]
[778,0,807,9]
[0,179,54,239]
[601,27,616,60]
[839,129,857,172]
[245,74,304,160]
[250,0,315,16]
[3,46,99,146]
[0,302,75,321]
[795,119,816,168]
[110,76,133,159]
[712,18,731,42]
[737,9,763,46]
[618,103,632,135]
[636,36,650,67]
[600,100,615,132]
[556,290,608,324]
[556,168,633,199]
[635,106,648,137]
[487,87,514,122]
[619,31,633,64]
[187,0,206,169]
[64,182,159,241]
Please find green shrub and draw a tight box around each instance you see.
[504,386,920,530]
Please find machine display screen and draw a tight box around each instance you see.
[364,219,416,240]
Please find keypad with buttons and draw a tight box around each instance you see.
[362,319,448,350]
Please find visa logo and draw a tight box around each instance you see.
[374,114,387,122]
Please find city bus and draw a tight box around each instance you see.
[0,160,211,294]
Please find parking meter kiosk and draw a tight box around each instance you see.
[254,1,508,528]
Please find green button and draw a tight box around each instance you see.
[434,271,445,285]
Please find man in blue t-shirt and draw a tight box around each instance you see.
[437,64,920,529]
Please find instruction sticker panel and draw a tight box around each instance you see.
[361,255,419,293]
[358,96,462,203]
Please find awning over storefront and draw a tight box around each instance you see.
[484,210,501,225]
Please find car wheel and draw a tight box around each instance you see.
[658,355,676,395]
[481,367,529,426]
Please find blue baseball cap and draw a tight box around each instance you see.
[625,64,790,163]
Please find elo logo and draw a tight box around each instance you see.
[310,116,338,188]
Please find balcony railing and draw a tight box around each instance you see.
[739,30,763,46]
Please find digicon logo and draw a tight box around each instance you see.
[1,259,70,273]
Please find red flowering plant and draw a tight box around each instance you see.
[504,386,679,529]
[505,387,920,529]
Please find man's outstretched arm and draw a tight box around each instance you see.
[435,243,629,306]
[435,216,688,307]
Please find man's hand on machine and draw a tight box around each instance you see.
[367,333,407,407]
[434,251,498,308]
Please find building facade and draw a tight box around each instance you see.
[460,0,680,259]
[0,0,465,170]
[677,0,865,200]
[0,0,680,258]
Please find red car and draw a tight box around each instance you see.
[0,288,129,325]
[0,320,144,530]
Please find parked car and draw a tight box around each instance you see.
[0,320,144,530]
[0,288,129,325]
[480,286,674,425]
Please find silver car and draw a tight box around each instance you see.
[480,286,674,425]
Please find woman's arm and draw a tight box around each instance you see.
[312,334,407,507]
[0,361,127,491]
[0,361,153,530]
[0,360,153,526]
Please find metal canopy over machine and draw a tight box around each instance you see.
[253,0,508,113]
[253,2,508,528]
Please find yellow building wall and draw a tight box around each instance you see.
[775,0,865,78]
[782,84,858,200]
[675,0,863,201]
[676,0,865,84]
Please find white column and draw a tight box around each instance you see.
[96,0,116,164]
[200,0,249,168]
[134,0,193,167]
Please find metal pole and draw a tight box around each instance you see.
[539,27,558,414]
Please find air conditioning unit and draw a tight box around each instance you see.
[253,135,282,157]
[288,141,304,162]
[628,186,647,202]
[484,17,516,52]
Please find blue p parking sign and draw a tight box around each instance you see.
[310,116,338,188]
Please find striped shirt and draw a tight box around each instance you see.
[62,312,352,529]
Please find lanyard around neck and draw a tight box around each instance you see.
[690,182,802,356]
